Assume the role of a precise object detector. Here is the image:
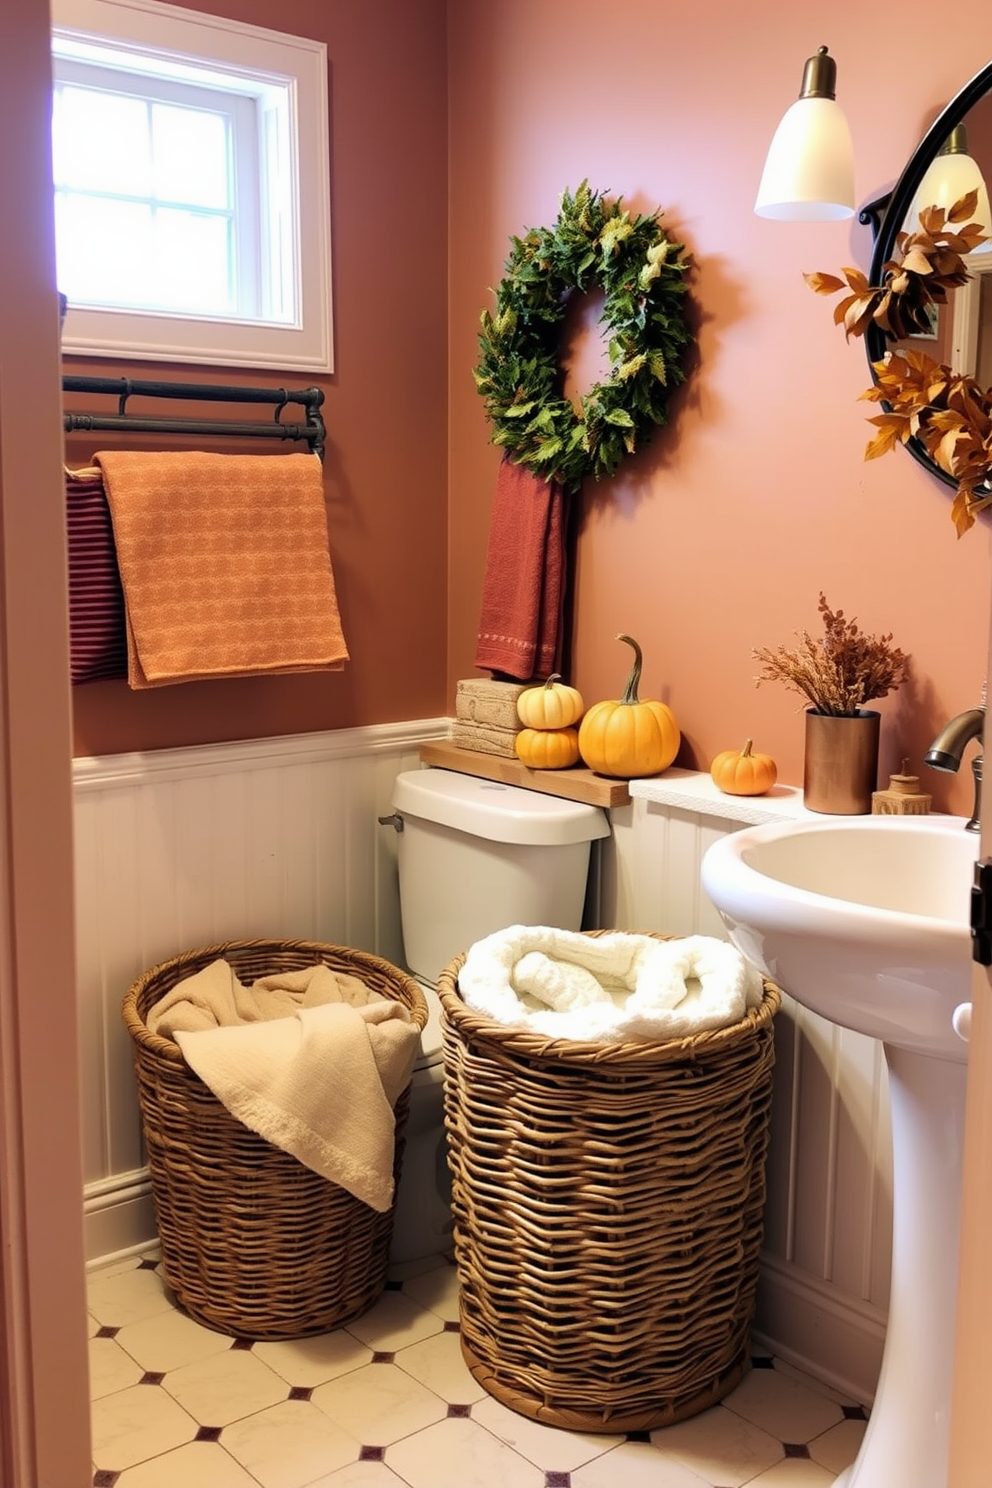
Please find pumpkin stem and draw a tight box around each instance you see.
[741,738,754,757]
[616,633,643,705]
[545,674,562,689]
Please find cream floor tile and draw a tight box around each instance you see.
[87,1265,175,1328]
[253,1330,373,1388]
[772,1357,870,1411]
[88,1255,143,1282]
[722,1367,844,1444]
[311,1361,447,1445]
[304,1463,410,1488]
[114,1306,236,1373]
[393,1328,486,1403]
[162,1347,289,1424]
[87,1311,100,1338]
[343,1290,445,1352]
[388,1254,454,1284]
[221,1398,360,1488]
[385,1415,545,1488]
[400,1265,461,1322]
[89,1335,144,1399]
[115,1439,260,1487]
[470,1393,621,1472]
[747,1458,836,1486]
[571,1440,712,1488]
[90,1382,198,1472]
[650,1401,785,1485]
[808,1417,867,1474]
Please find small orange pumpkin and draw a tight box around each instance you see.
[515,726,581,770]
[578,634,680,779]
[517,674,584,730]
[710,738,778,796]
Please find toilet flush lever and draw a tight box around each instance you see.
[377,813,404,832]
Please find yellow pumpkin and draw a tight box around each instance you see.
[515,726,581,770]
[577,634,680,779]
[710,738,778,796]
[517,674,584,730]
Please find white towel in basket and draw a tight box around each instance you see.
[148,960,419,1212]
[458,926,764,1042]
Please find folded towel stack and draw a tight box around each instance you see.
[456,678,529,730]
[452,720,521,758]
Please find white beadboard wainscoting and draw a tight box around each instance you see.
[74,738,890,1406]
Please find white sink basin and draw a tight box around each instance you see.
[702,813,977,1488]
[700,814,976,1059]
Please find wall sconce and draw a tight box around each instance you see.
[754,46,855,221]
[909,124,992,252]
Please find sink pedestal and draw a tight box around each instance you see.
[834,1044,965,1488]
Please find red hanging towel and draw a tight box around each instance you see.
[474,456,565,681]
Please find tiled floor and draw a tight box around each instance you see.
[87,1250,867,1488]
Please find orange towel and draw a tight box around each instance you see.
[95,450,348,689]
[474,456,565,681]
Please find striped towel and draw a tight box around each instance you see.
[65,466,127,685]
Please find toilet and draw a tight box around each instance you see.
[383,766,611,1262]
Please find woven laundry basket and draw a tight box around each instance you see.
[122,938,428,1340]
[437,932,780,1433]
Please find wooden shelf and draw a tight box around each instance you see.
[418,740,630,809]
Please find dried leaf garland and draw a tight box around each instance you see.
[806,192,992,535]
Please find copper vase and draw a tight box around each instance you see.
[803,709,880,815]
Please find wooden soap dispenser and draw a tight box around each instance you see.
[871,759,932,816]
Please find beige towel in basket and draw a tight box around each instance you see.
[148,961,419,1212]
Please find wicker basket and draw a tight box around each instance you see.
[122,938,428,1340]
[438,933,780,1433]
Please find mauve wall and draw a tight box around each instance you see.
[65,0,449,759]
[446,2,992,818]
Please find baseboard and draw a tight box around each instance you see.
[84,1168,156,1264]
[754,1251,886,1406]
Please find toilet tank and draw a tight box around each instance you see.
[390,768,611,985]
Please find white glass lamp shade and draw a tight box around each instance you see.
[909,146,992,254]
[755,96,855,221]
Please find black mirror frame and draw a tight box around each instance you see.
[862,61,992,490]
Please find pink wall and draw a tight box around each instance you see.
[447,3,992,815]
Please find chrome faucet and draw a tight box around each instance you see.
[924,706,985,832]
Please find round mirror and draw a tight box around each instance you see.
[864,61,992,491]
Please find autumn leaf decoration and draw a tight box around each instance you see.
[806,191,992,536]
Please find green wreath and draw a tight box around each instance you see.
[474,181,694,492]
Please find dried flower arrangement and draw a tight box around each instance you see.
[806,192,992,536]
[753,594,910,717]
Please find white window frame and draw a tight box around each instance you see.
[51,0,333,372]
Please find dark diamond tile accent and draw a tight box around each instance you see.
[95,1325,119,1339]
[195,1426,222,1442]
[139,1371,165,1386]
[750,1355,774,1369]
[93,1473,120,1487]
[137,1258,159,1271]
[443,1320,460,1333]
[359,1446,385,1462]
[626,1430,651,1442]
[447,1404,471,1418]
[371,1351,395,1364]
[783,1443,810,1458]
[289,1386,313,1401]
[843,1403,868,1420]
[385,1279,405,1291]
[546,1474,571,1487]
[230,1337,254,1351]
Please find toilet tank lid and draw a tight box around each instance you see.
[391,768,610,846]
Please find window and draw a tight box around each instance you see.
[51,0,332,371]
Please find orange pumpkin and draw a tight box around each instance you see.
[710,738,778,796]
[515,726,581,770]
[517,674,584,730]
[577,634,680,779]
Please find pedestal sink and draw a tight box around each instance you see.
[700,814,976,1488]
